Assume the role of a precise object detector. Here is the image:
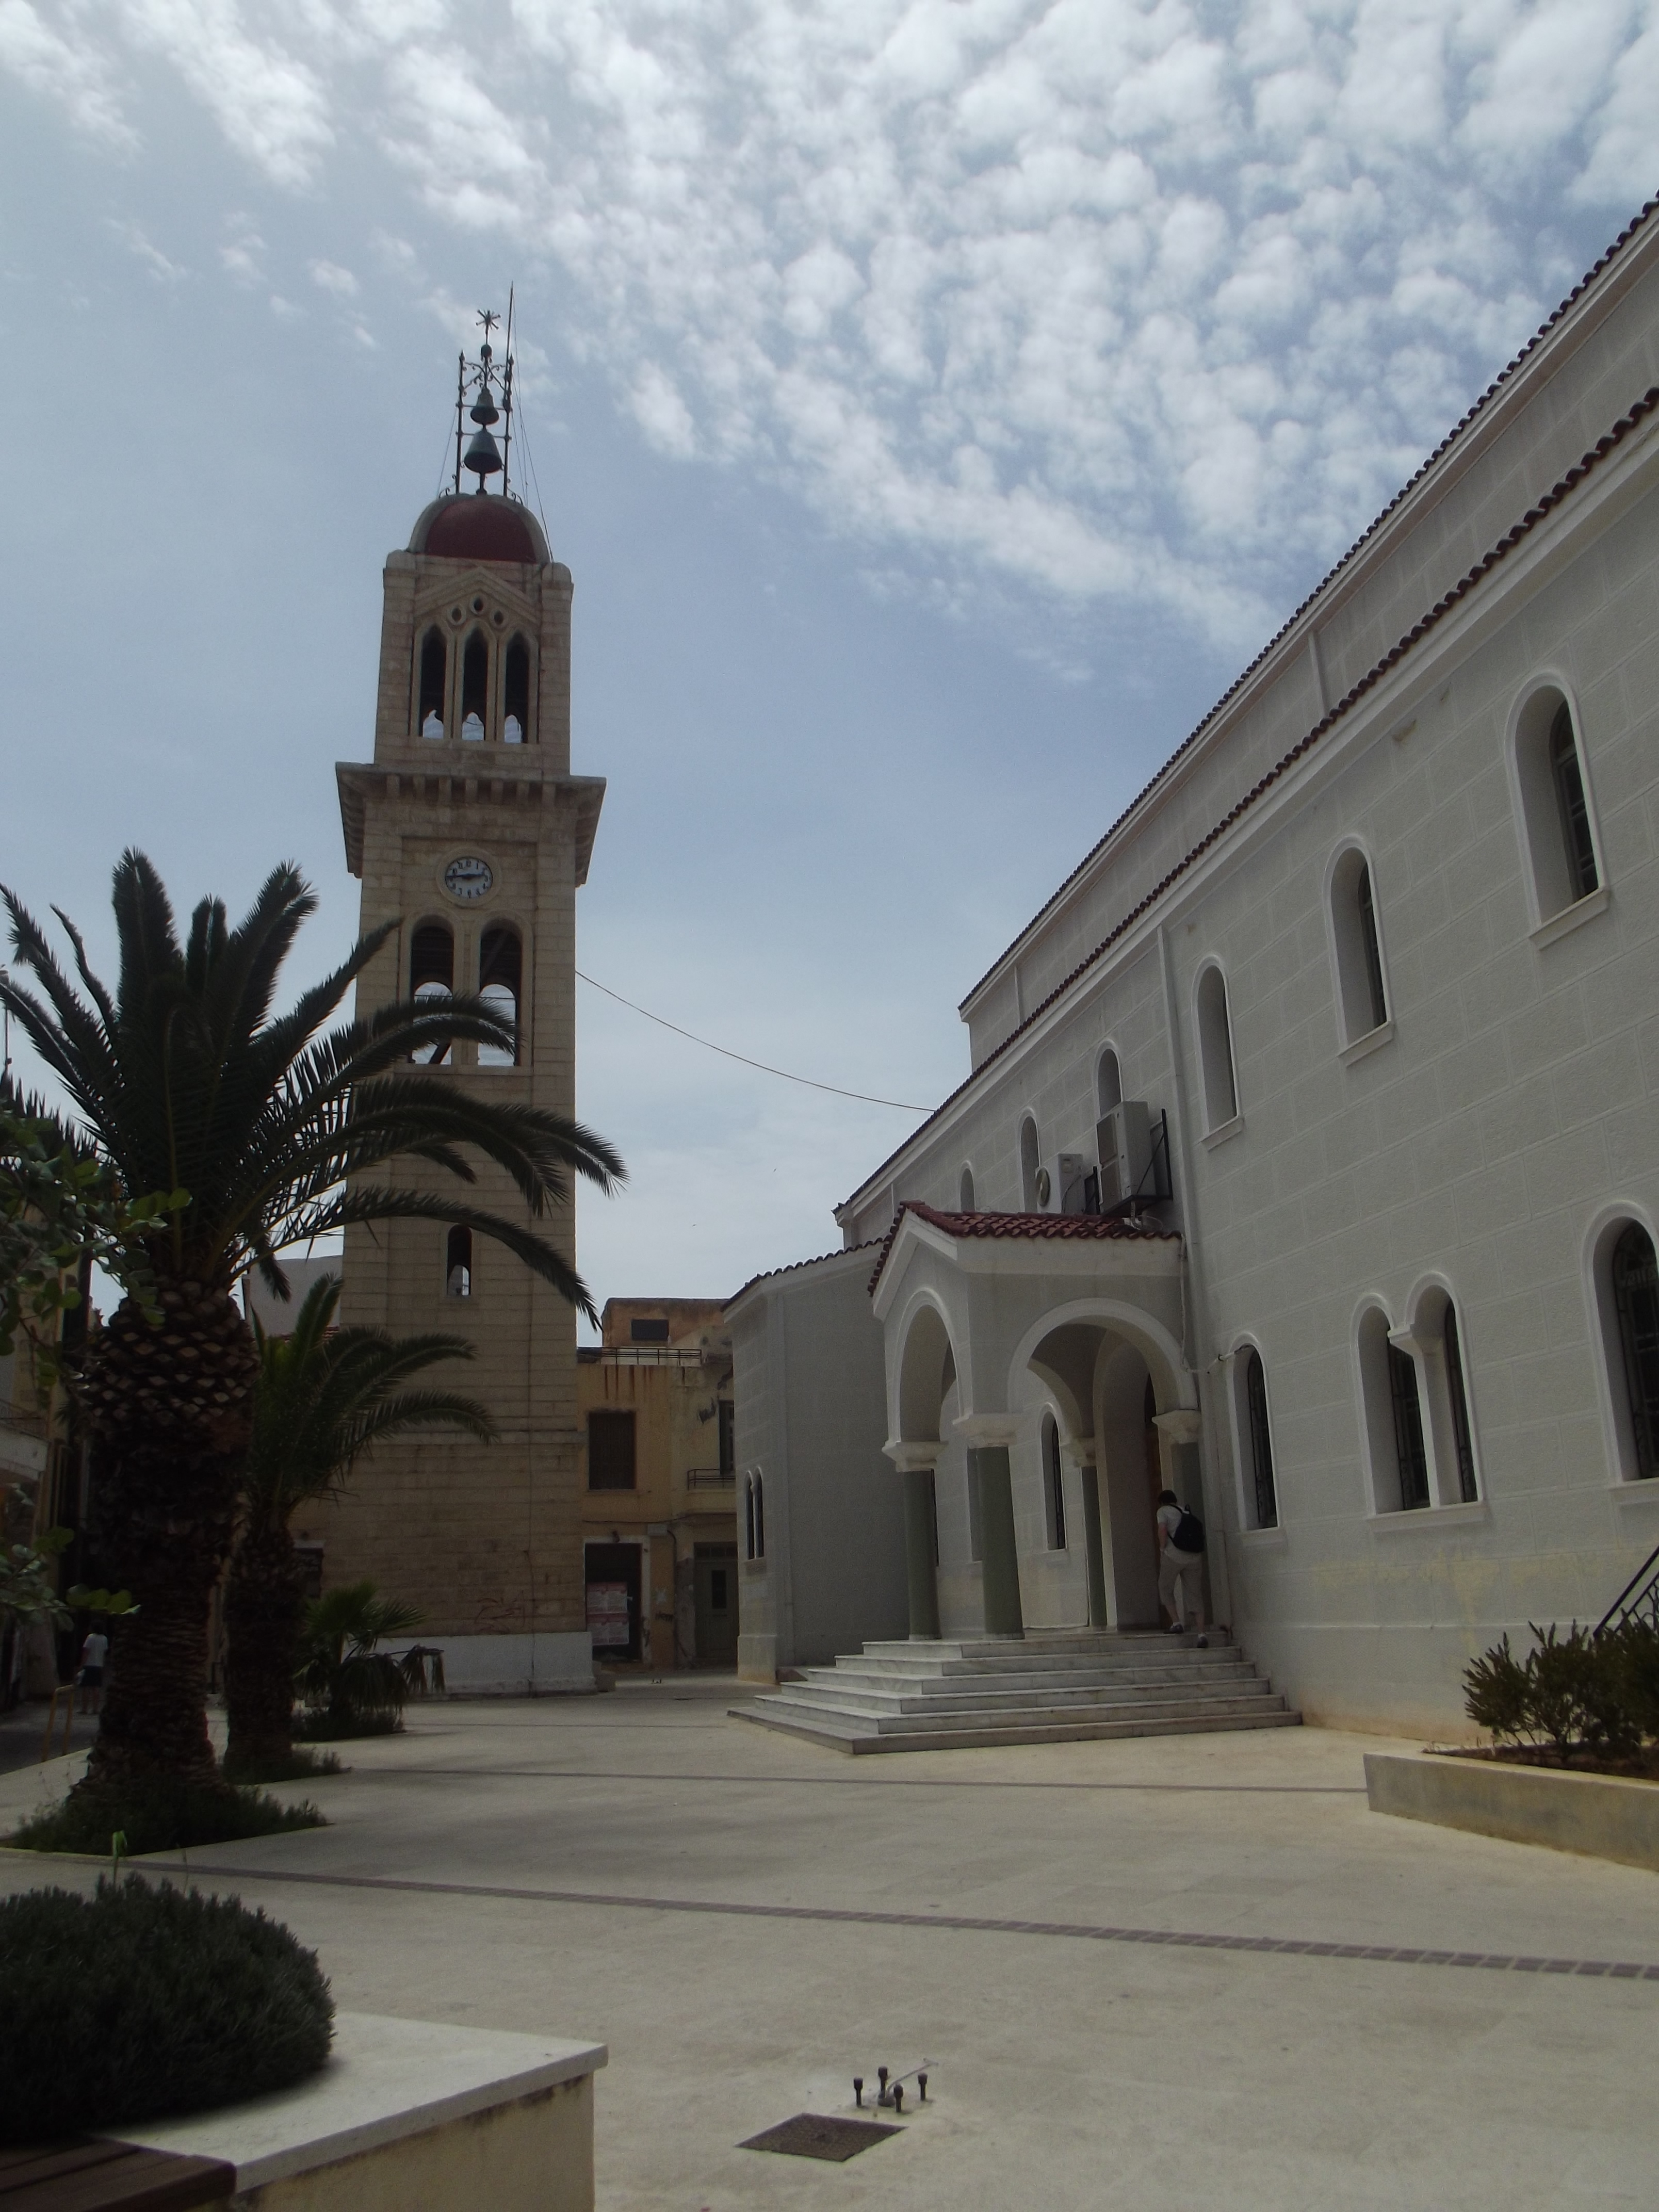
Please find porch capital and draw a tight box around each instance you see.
[884,1439,943,1473]
[1064,1434,1098,1466]
[953,1412,1020,1450]
[1152,1409,1203,1446]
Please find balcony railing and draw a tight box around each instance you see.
[684,1467,736,1490]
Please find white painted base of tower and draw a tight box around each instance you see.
[436,1632,596,1697]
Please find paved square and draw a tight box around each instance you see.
[4,1678,1657,2208]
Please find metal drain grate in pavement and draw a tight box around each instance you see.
[740,2113,903,2162]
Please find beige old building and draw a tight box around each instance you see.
[577,1299,736,1671]
[325,333,605,1694]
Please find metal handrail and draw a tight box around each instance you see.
[1595,1538,1659,1635]
[684,1467,736,1489]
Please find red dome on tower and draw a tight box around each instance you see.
[409,494,548,566]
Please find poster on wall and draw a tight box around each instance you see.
[587,1583,630,1649]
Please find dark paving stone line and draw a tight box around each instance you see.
[345,1767,1368,1795]
[165,1861,1658,1984]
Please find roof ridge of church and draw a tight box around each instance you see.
[955,193,1659,1022]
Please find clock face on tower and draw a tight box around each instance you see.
[442,855,494,903]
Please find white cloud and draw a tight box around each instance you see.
[308,255,357,295]
[0,0,132,142]
[108,217,186,280]
[10,0,1658,648]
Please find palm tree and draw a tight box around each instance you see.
[0,852,623,1797]
[224,1271,496,1772]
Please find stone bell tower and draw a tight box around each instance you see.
[326,314,605,1694]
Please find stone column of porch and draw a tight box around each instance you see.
[883,1441,942,1641]
[953,1414,1024,1639]
[1069,1436,1110,1628]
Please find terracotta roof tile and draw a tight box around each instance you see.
[957,197,1659,1020]
[845,371,1659,1219]
[725,1239,882,1312]
[868,1200,1179,1295]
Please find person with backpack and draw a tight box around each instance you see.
[1155,1490,1208,1646]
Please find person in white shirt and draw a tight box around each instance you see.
[77,1627,109,1713]
[1155,1489,1208,1646]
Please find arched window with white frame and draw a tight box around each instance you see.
[1590,1215,1659,1482]
[1326,843,1390,1051]
[1194,963,1239,1134]
[1357,1305,1429,1514]
[1406,1281,1481,1505]
[1018,1115,1040,1211]
[1507,681,1606,937]
[958,1164,975,1213]
[1095,1048,1123,1118]
[1041,1412,1067,1551]
[1229,1343,1278,1530]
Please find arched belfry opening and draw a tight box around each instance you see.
[504,635,531,744]
[461,632,489,741]
[418,627,447,738]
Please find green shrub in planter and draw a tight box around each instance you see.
[1463,1618,1659,1762]
[7,1780,324,1856]
[0,1879,333,2143]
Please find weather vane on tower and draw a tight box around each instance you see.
[454,295,516,497]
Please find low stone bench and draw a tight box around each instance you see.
[101,2012,607,2211]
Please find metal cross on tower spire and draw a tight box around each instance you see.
[453,295,516,496]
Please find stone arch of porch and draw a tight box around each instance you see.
[1007,1297,1195,1427]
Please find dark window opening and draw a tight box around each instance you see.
[1443,1303,1478,1502]
[292,1543,324,1601]
[629,1317,670,1343]
[478,924,522,1068]
[709,1567,728,1611]
[1613,1223,1659,1479]
[1388,1344,1429,1510]
[588,1409,637,1491]
[503,635,531,744]
[744,1474,755,1559]
[411,922,454,1065]
[418,627,447,737]
[1197,966,1238,1128]
[718,1398,735,1477]
[461,631,489,741]
[585,1542,641,1663]
[445,1224,472,1299]
[1357,864,1388,1031]
[1043,1416,1066,1550]
[1550,702,1598,901]
[1244,1348,1278,1528]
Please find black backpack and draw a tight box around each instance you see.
[1172,1506,1206,1553]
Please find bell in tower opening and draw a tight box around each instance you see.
[329,309,611,1695]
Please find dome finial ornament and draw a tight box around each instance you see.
[453,298,516,496]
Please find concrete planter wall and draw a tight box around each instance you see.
[105,2012,607,2211]
[1365,1751,1659,1872]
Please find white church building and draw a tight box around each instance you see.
[728,198,1659,1738]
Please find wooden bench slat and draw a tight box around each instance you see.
[0,2142,134,2186]
[0,2141,233,2211]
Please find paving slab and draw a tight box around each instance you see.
[4,1677,1657,2208]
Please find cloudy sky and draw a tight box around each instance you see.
[2,0,1654,1328]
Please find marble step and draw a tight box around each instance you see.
[774,1675,1278,1718]
[735,1700,1302,1755]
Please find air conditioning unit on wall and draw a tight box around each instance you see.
[1037,1152,1094,1215]
[1097,1102,1158,1212]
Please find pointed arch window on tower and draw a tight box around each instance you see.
[478,924,522,1067]
[410,921,454,1066]
[503,635,531,745]
[445,1224,473,1299]
[461,632,489,741]
[418,627,447,739]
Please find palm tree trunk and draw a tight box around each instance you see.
[82,1435,240,1792]
[75,1286,259,1797]
[224,1518,302,1769]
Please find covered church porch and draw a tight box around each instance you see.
[870,1202,1217,1646]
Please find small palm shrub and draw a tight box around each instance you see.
[295,1582,444,1738]
[8,1781,323,1856]
[1463,1618,1658,1764]
[0,1879,333,2142]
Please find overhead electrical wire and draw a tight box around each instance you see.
[576,971,931,1112]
